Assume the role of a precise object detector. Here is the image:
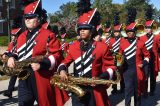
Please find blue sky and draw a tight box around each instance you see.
[42,0,160,14]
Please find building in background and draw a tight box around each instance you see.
[0,0,22,36]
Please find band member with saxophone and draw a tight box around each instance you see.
[139,5,159,97]
[102,20,112,45]
[7,0,68,106]
[3,17,22,98]
[119,8,150,106]
[57,0,116,106]
[109,12,124,94]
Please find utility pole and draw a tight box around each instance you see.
[5,0,11,42]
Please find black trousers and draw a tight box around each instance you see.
[123,66,141,106]
[71,86,96,106]
[7,76,17,92]
[112,68,125,91]
[18,70,38,106]
[145,62,156,94]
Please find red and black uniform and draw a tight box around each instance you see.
[14,27,68,106]
[155,34,160,71]
[3,26,22,98]
[102,36,111,45]
[109,36,125,93]
[3,41,17,97]
[58,40,116,106]
[119,37,150,106]
[140,33,159,95]
[5,42,17,55]
[109,37,121,53]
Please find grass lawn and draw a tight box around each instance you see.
[0,36,9,46]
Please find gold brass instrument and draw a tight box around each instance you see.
[50,74,85,97]
[0,55,44,80]
[135,18,145,34]
[113,52,124,67]
[0,54,9,63]
[152,21,158,32]
[50,71,121,97]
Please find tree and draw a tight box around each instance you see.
[49,2,77,31]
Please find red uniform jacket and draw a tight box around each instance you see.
[140,34,159,77]
[154,34,160,71]
[15,27,69,106]
[58,41,116,106]
[5,42,16,53]
[119,37,150,95]
[109,37,121,53]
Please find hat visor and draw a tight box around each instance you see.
[78,24,92,30]
[145,26,152,29]
[24,14,39,19]
[126,29,135,33]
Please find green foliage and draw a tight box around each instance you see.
[0,36,9,46]
[49,2,77,24]
[49,0,158,37]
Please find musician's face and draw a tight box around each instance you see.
[145,28,152,34]
[25,17,39,30]
[94,35,101,41]
[127,31,135,38]
[79,28,91,40]
[11,36,16,42]
[114,32,120,37]
[104,32,110,38]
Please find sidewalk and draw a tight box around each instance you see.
[0,63,160,106]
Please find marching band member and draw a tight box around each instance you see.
[109,12,124,94]
[119,7,150,106]
[94,25,103,41]
[7,1,68,106]
[102,20,112,45]
[3,17,22,98]
[139,6,159,97]
[57,0,117,106]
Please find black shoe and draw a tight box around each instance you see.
[3,90,12,98]
[111,89,117,94]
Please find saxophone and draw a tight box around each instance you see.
[113,52,124,67]
[50,71,121,97]
[0,55,44,80]
[50,74,85,97]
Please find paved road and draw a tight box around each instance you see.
[0,63,160,106]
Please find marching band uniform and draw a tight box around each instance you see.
[3,27,22,98]
[109,12,124,94]
[11,1,68,106]
[139,7,159,96]
[102,20,112,45]
[155,34,160,71]
[58,1,116,105]
[119,8,150,106]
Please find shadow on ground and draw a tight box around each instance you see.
[108,91,124,106]
[108,81,160,106]
[0,95,18,106]
[141,81,160,106]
